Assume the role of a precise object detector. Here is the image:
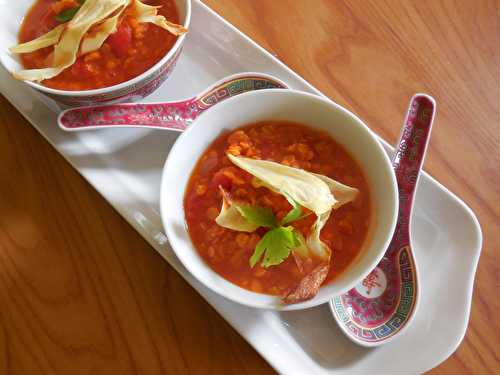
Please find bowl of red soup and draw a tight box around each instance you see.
[0,0,190,106]
[161,90,398,310]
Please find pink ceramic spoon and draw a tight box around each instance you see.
[58,73,287,131]
[331,94,436,347]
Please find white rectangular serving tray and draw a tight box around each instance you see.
[0,1,482,374]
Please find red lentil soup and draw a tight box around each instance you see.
[18,0,180,90]
[184,121,372,296]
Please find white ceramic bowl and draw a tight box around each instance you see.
[161,89,398,310]
[0,0,191,106]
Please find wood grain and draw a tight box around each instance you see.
[0,0,498,373]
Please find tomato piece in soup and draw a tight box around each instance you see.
[70,59,94,78]
[107,23,132,58]
[211,170,233,191]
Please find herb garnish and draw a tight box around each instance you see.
[237,205,276,228]
[244,198,306,268]
[55,0,85,23]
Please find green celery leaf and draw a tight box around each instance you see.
[236,205,277,228]
[55,0,86,23]
[281,195,313,225]
[56,7,80,22]
[250,227,297,268]
[249,238,266,268]
[281,195,302,225]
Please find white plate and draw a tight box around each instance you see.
[0,1,482,374]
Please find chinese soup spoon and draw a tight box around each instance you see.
[330,94,436,347]
[58,72,287,131]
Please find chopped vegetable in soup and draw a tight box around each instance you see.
[184,121,372,304]
[13,0,186,90]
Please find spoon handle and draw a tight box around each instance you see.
[392,94,436,246]
[58,73,287,131]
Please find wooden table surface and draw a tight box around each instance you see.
[0,0,498,373]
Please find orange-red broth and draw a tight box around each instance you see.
[184,121,371,296]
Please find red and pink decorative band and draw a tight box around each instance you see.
[58,73,288,131]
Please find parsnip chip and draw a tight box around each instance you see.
[313,173,359,209]
[80,13,122,55]
[9,24,66,54]
[306,210,332,259]
[215,187,260,233]
[135,0,187,36]
[227,154,335,216]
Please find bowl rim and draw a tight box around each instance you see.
[3,0,191,97]
[160,89,398,310]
